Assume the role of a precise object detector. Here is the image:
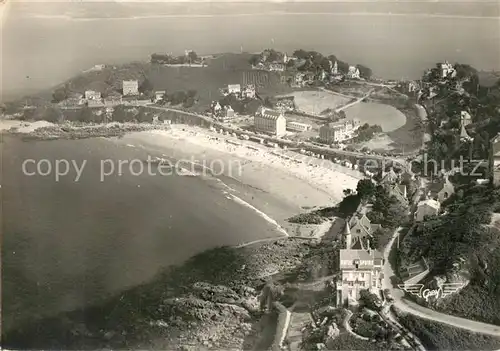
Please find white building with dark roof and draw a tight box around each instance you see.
[85,90,102,100]
[254,107,286,137]
[123,80,139,96]
[228,84,241,95]
[347,66,360,79]
[439,61,456,79]
[337,249,384,306]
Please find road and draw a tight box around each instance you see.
[134,103,412,167]
[64,102,413,168]
[383,229,500,337]
[334,89,375,113]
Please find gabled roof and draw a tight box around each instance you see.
[381,168,398,184]
[256,107,284,121]
[492,133,500,141]
[460,125,473,141]
[429,177,454,195]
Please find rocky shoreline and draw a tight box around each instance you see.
[1,238,317,350]
[4,122,171,141]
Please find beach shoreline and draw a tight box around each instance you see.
[1,119,361,240]
[114,124,362,239]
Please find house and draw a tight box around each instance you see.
[283,53,289,64]
[461,111,472,127]
[154,91,166,103]
[242,84,256,99]
[87,99,104,107]
[292,73,306,87]
[331,60,338,75]
[219,105,236,122]
[104,95,122,106]
[407,81,420,93]
[286,121,312,132]
[122,80,139,96]
[380,167,399,185]
[320,70,328,81]
[439,61,456,79]
[337,249,384,306]
[343,211,382,250]
[489,133,500,186]
[346,66,360,79]
[319,120,361,143]
[228,84,241,95]
[84,90,101,100]
[415,198,440,222]
[459,123,473,142]
[211,101,222,116]
[428,175,455,203]
[387,183,408,204]
[269,63,285,72]
[254,107,286,137]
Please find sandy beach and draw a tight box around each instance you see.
[116,124,362,237]
[1,119,362,238]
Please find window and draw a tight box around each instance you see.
[359,282,365,287]
[443,192,449,199]
[356,229,361,233]
[360,273,365,278]
[348,281,354,286]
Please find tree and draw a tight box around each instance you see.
[187,51,198,62]
[356,179,376,199]
[135,109,152,123]
[337,60,350,74]
[78,106,96,123]
[359,290,381,311]
[187,90,197,98]
[112,105,127,122]
[39,107,63,123]
[292,49,309,60]
[356,64,373,79]
[139,78,153,95]
[52,84,70,103]
[183,97,195,108]
[168,91,187,105]
[249,55,260,66]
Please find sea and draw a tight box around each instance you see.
[1,0,500,334]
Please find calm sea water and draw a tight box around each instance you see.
[2,3,499,100]
[2,1,499,333]
[1,136,282,331]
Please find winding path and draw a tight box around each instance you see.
[383,227,500,337]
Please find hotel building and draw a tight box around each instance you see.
[254,107,286,137]
[337,249,384,306]
[319,120,361,144]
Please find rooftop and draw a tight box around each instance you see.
[418,199,440,210]
[258,107,284,119]
[428,176,454,194]
[340,249,383,268]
